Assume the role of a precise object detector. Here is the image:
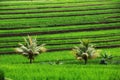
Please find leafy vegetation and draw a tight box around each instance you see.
[15,36,47,63]
[72,39,100,64]
[100,52,113,64]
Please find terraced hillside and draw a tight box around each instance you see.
[0,1,120,80]
[0,0,120,54]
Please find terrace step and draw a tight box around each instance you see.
[0,26,120,37]
[0,8,119,15]
[0,11,120,20]
[0,44,120,54]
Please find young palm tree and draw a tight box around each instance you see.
[72,39,100,64]
[15,36,47,63]
[100,52,113,64]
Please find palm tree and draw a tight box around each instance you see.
[100,52,113,64]
[72,39,100,64]
[15,36,47,63]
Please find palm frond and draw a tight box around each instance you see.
[15,48,23,53]
[100,52,113,59]
[80,39,90,48]
[39,47,47,52]
[18,43,24,46]
[20,45,29,53]
[40,44,46,47]
[28,35,33,46]
[24,37,30,48]
[22,52,28,56]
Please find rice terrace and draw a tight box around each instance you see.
[0,0,120,80]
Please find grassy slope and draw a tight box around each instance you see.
[0,48,120,80]
[0,64,119,80]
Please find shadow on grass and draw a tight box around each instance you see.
[20,58,101,65]
[12,57,120,65]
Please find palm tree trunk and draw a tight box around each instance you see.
[84,58,87,64]
[30,59,32,64]
[82,53,88,64]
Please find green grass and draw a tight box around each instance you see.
[0,64,119,80]
[0,49,120,80]
[0,1,119,9]
[0,35,120,46]
[0,9,119,19]
[0,13,120,29]
[0,0,119,3]
[1,4,119,13]
[0,29,119,44]
[0,29,119,42]
[0,48,120,61]
[0,0,119,4]
[0,22,120,35]
[0,38,120,54]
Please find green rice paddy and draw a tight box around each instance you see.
[0,0,120,80]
